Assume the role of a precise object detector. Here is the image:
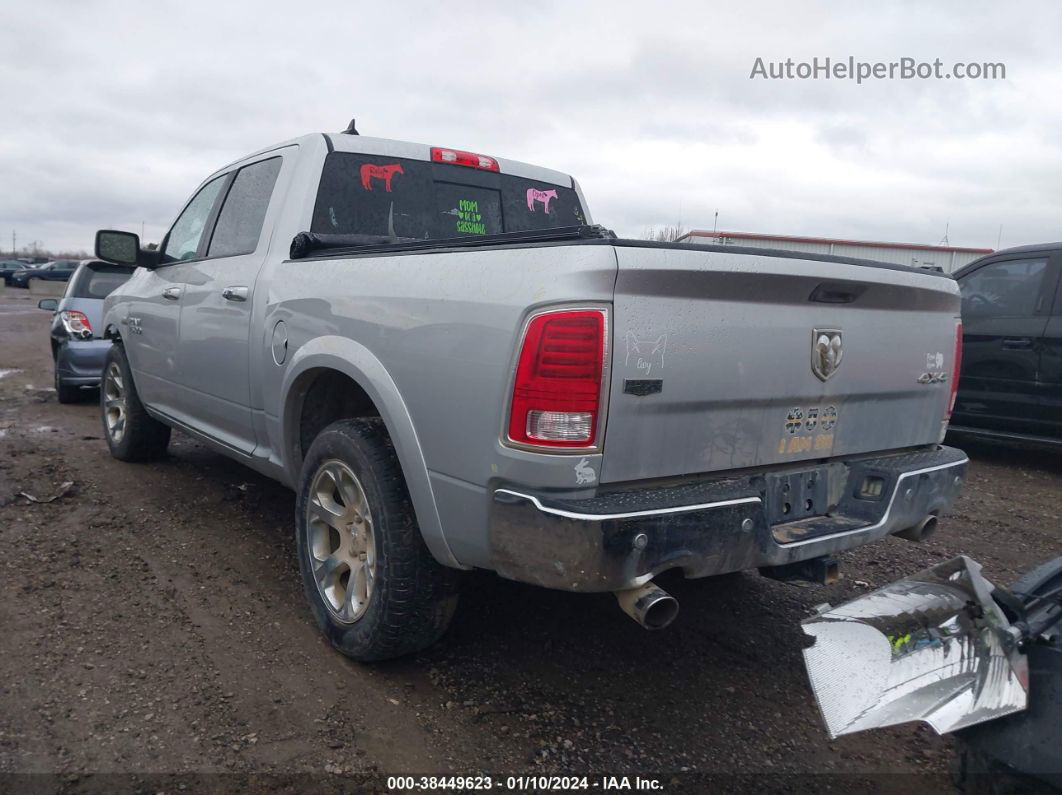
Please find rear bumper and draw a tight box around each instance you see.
[57,339,111,385]
[488,445,968,592]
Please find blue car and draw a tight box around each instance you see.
[38,260,134,402]
[11,259,79,288]
[0,259,34,286]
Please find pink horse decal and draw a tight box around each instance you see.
[360,163,404,192]
[526,188,558,213]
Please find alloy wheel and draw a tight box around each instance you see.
[305,459,377,623]
[103,362,127,443]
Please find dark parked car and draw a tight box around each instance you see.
[950,242,1062,445]
[0,260,34,286]
[10,259,79,288]
[38,261,134,402]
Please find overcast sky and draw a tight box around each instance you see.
[2,0,1060,254]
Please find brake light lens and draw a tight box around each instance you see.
[946,321,963,420]
[59,310,93,339]
[508,310,606,448]
[431,147,499,172]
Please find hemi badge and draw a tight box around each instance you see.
[624,379,663,397]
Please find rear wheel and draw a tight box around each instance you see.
[296,418,459,661]
[101,344,171,461]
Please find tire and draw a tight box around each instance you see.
[55,362,81,404]
[296,418,459,661]
[100,344,171,461]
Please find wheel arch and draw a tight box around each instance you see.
[280,336,463,569]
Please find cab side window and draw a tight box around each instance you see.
[960,258,1048,318]
[161,175,227,263]
[207,157,282,258]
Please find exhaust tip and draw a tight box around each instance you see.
[615,582,679,630]
[641,594,680,629]
[895,514,939,543]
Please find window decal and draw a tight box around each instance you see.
[359,163,404,192]
[526,188,558,213]
[455,198,486,235]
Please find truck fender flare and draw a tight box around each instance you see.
[280,336,464,570]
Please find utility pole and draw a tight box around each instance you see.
[11,230,15,258]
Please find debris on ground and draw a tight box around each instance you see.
[18,480,76,503]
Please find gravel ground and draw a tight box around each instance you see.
[1,290,1059,792]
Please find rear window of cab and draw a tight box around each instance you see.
[67,263,134,299]
[310,153,586,241]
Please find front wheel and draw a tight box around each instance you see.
[100,344,171,461]
[295,418,459,661]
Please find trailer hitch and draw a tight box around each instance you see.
[759,555,840,586]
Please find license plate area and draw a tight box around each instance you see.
[765,467,830,525]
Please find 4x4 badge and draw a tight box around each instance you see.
[812,329,843,381]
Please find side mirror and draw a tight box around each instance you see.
[95,229,160,268]
[38,298,58,311]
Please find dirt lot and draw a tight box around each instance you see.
[1,290,1059,792]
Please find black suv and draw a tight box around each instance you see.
[950,243,1062,445]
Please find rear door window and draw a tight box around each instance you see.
[207,157,283,258]
[310,153,584,241]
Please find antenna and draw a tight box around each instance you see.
[937,221,950,246]
[342,118,359,136]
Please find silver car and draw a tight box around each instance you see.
[38,260,134,402]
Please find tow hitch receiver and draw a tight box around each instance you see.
[760,555,840,586]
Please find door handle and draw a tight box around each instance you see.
[1001,337,1033,350]
[162,286,182,301]
[221,286,249,302]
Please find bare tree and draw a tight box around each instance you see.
[17,243,90,260]
[642,224,688,242]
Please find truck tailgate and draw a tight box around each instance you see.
[601,245,961,484]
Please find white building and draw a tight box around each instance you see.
[676,229,992,274]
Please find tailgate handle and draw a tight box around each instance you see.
[1001,337,1032,350]
[809,282,867,304]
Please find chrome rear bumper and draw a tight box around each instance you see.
[488,446,968,592]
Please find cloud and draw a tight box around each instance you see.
[1,0,1060,253]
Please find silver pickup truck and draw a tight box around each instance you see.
[93,128,968,660]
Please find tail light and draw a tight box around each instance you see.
[60,310,93,339]
[431,147,499,172]
[508,309,606,448]
[946,321,963,420]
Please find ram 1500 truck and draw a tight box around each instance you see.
[94,129,968,661]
